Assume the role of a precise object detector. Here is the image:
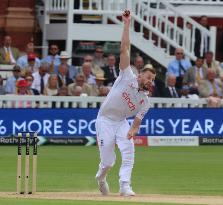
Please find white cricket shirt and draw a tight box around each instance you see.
[98,66,150,121]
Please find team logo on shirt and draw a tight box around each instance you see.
[140,99,144,104]
[122,92,136,111]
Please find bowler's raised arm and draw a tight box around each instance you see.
[119,10,131,70]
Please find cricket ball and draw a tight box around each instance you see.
[123,10,130,17]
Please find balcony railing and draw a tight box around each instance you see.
[41,0,217,63]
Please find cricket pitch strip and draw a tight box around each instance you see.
[0,192,223,205]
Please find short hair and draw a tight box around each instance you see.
[134,56,143,63]
[200,15,207,20]
[175,47,184,53]
[107,54,116,59]
[205,51,214,56]
[40,61,49,68]
[25,74,34,80]
[58,85,68,92]
[141,64,156,75]
[95,46,103,51]
[75,74,85,80]
[196,56,204,61]
[50,44,58,48]
[48,74,57,80]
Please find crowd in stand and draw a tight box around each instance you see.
[0,40,114,98]
[163,48,223,107]
[0,15,223,107]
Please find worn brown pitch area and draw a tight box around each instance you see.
[0,192,223,205]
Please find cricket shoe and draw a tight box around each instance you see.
[96,177,109,195]
[119,184,135,196]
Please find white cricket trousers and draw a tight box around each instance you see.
[95,116,135,183]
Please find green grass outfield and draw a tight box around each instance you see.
[0,146,223,204]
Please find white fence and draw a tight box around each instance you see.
[0,95,218,108]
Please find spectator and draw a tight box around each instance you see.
[0,35,20,65]
[0,75,6,95]
[98,85,109,96]
[194,15,209,58]
[167,47,192,89]
[21,53,39,76]
[17,43,41,70]
[24,74,39,95]
[52,86,72,108]
[81,62,96,85]
[183,56,207,94]
[57,64,73,87]
[102,54,119,86]
[83,55,104,76]
[131,55,144,75]
[180,85,199,100]
[42,44,61,73]
[154,77,166,97]
[198,68,222,98]
[163,74,181,98]
[207,96,221,107]
[72,85,83,96]
[68,74,92,96]
[11,79,34,108]
[91,74,107,96]
[5,65,23,94]
[57,85,69,96]
[44,74,58,96]
[15,79,31,94]
[203,51,221,77]
[151,83,160,97]
[201,68,222,98]
[55,51,78,80]
[32,62,50,94]
[220,72,223,89]
[93,46,107,68]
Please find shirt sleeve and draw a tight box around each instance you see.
[167,61,175,75]
[5,79,12,93]
[136,96,150,120]
[16,57,23,68]
[119,66,135,80]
